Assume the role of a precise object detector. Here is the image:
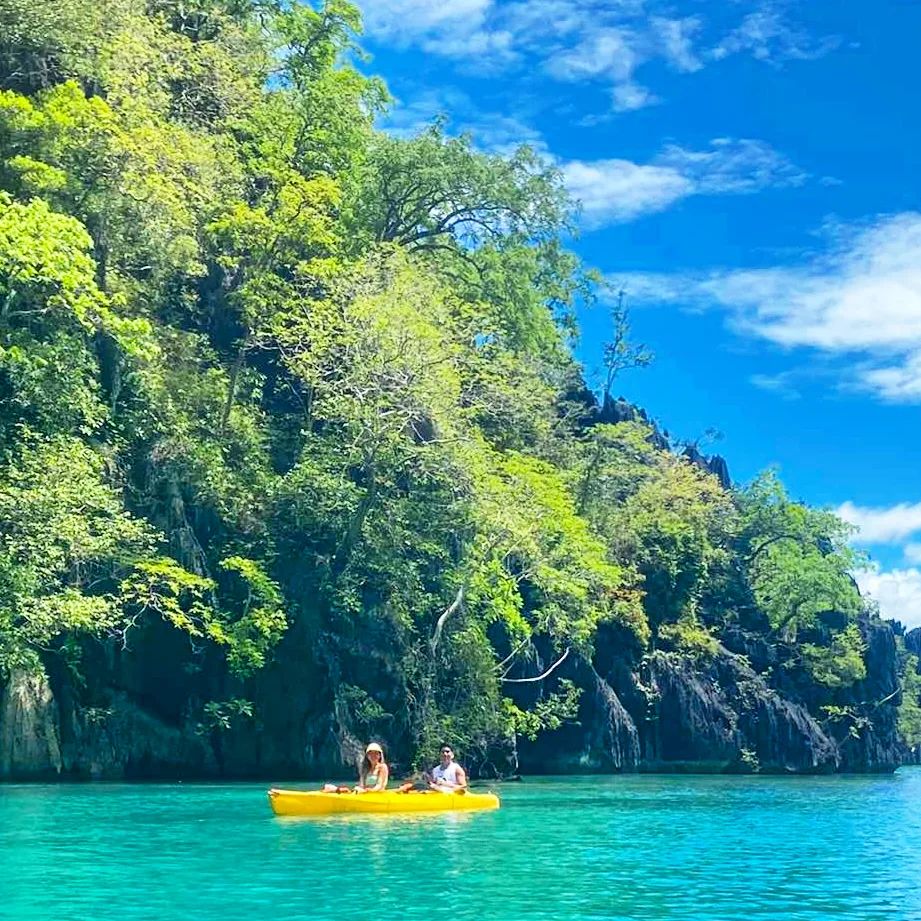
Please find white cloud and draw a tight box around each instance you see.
[357,1,839,112]
[617,213,921,402]
[563,159,691,224]
[749,372,801,400]
[357,0,516,66]
[860,352,921,402]
[710,4,841,64]
[836,501,921,544]
[360,0,493,39]
[612,82,659,112]
[563,138,804,226]
[539,22,661,112]
[652,16,703,73]
[381,86,545,154]
[905,544,921,565]
[547,26,641,82]
[658,138,807,194]
[855,565,921,630]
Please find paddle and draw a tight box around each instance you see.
[394,767,475,795]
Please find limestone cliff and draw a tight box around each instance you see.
[0,612,906,780]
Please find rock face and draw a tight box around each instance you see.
[518,647,842,775]
[639,651,838,773]
[681,444,731,490]
[0,615,908,780]
[0,670,63,779]
[516,655,641,773]
[518,616,906,776]
[599,396,670,451]
[0,670,216,781]
[905,627,921,658]
[833,618,905,772]
[57,693,217,780]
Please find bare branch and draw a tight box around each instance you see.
[495,637,532,674]
[744,533,803,564]
[501,647,570,683]
[430,582,466,654]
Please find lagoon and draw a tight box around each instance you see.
[2,771,920,921]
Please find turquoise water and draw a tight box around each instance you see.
[2,771,920,921]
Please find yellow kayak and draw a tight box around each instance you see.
[267,787,500,816]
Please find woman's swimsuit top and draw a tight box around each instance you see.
[365,765,385,790]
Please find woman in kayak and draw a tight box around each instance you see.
[357,742,389,792]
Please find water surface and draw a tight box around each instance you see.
[2,771,919,920]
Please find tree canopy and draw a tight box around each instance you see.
[0,0,895,767]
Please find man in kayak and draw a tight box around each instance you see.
[428,745,467,791]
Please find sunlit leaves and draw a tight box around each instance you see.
[898,652,921,748]
[737,471,862,636]
[0,437,155,672]
[802,624,866,688]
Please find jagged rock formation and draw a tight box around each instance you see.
[0,670,62,779]
[0,671,216,780]
[599,396,670,451]
[516,616,905,776]
[682,444,732,490]
[596,394,732,488]
[905,627,921,658]
[1,614,905,780]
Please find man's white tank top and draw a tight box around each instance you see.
[432,761,462,784]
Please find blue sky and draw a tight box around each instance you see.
[353,0,921,627]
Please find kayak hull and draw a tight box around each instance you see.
[267,788,500,816]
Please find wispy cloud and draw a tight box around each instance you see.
[563,159,690,223]
[357,1,841,112]
[381,86,474,138]
[380,85,546,154]
[709,4,842,65]
[659,138,808,193]
[563,138,805,225]
[861,352,921,403]
[837,501,921,544]
[547,26,640,81]
[359,0,515,66]
[360,0,493,35]
[611,83,659,112]
[617,213,921,403]
[855,564,921,630]
[749,372,801,400]
[905,543,921,566]
[544,24,659,112]
[652,16,703,73]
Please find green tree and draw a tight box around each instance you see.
[736,472,862,636]
[802,624,867,688]
[898,653,921,749]
[0,437,155,672]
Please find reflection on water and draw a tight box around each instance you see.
[1,772,920,921]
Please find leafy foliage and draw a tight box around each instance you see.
[897,649,921,749]
[736,472,862,637]
[0,0,889,766]
[802,624,867,688]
